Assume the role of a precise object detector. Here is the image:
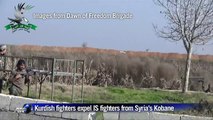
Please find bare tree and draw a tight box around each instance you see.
[154,0,213,93]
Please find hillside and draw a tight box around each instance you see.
[8,44,213,62]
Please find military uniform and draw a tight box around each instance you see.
[0,44,9,93]
[0,56,6,93]
[8,69,28,96]
[0,57,11,93]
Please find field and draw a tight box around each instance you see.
[2,82,213,119]
[3,44,213,119]
[25,82,213,118]
[16,82,213,103]
[8,44,213,92]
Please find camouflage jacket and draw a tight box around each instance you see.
[0,56,10,80]
[9,69,27,90]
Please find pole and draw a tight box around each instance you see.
[27,81,30,97]
[39,78,42,99]
[51,58,55,101]
[71,60,76,103]
[26,58,29,97]
[3,56,7,70]
[81,60,85,103]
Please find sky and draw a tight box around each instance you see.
[0,0,212,55]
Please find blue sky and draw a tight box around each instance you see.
[0,0,212,55]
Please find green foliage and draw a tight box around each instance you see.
[19,82,213,104]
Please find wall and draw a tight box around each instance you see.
[0,94,213,120]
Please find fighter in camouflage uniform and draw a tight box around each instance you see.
[8,59,31,96]
[0,44,7,93]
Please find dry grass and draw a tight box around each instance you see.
[22,81,105,103]
[11,44,213,62]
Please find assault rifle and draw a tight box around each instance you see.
[0,68,51,96]
[0,68,51,76]
[26,68,51,76]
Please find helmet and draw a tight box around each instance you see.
[0,44,7,51]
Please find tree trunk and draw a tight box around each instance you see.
[182,46,193,93]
